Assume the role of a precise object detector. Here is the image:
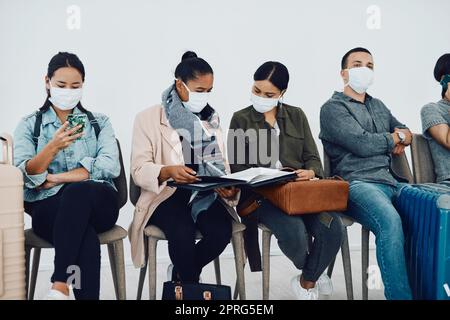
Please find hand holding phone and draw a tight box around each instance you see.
[66,114,87,138]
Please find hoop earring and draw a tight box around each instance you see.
[278,95,284,107]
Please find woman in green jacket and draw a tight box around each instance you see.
[228,61,343,300]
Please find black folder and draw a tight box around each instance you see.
[167,168,297,191]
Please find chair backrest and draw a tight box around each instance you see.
[114,139,128,209]
[323,149,332,178]
[323,147,414,183]
[391,152,414,183]
[410,133,436,183]
[129,173,141,207]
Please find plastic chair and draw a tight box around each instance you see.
[129,175,247,300]
[410,134,436,183]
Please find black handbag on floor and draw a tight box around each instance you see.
[162,281,232,300]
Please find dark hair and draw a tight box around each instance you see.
[174,51,213,83]
[341,47,372,70]
[253,61,289,92]
[433,53,450,98]
[41,52,87,112]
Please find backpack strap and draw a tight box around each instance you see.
[85,111,101,139]
[32,110,44,150]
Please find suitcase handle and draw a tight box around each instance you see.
[0,133,13,166]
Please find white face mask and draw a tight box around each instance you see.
[251,93,280,113]
[345,67,374,94]
[48,82,83,111]
[181,81,210,113]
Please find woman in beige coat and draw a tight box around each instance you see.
[129,51,240,282]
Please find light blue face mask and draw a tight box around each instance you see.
[440,74,450,92]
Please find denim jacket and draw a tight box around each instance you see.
[13,106,120,202]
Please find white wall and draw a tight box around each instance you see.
[1,0,449,268]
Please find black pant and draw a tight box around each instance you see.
[149,188,232,282]
[25,181,119,300]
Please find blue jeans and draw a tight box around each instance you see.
[346,180,412,300]
[255,200,343,282]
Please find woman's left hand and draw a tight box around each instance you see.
[46,173,59,183]
[215,187,239,199]
[295,169,315,181]
[39,174,60,190]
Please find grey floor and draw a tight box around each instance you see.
[31,248,385,300]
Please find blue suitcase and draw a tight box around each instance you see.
[395,184,450,300]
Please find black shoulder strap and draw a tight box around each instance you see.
[32,109,101,150]
[33,110,43,149]
[85,111,101,139]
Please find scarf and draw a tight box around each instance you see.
[162,84,226,221]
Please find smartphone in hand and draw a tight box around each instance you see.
[66,114,87,139]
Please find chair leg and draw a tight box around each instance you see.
[262,230,272,300]
[29,248,41,301]
[213,257,221,285]
[137,266,147,300]
[341,227,354,300]
[327,256,336,279]
[113,240,126,300]
[107,243,119,299]
[231,231,246,300]
[136,236,148,300]
[233,240,247,300]
[148,236,158,300]
[361,227,370,300]
[307,235,313,252]
[25,245,31,300]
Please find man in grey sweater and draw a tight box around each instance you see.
[421,53,450,183]
[319,47,413,300]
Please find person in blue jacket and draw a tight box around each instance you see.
[14,52,120,300]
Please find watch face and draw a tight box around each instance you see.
[398,132,406,141]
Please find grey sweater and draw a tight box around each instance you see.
[319,91,408,185]
[421,99,450,182]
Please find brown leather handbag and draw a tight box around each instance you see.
[236,193,264,217]
[255,177,349,215]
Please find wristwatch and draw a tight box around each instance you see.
[397,131,406,144]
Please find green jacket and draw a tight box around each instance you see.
[228,103,323,177]
[228,103,323,272]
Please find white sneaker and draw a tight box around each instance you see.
[290,275,319,300]
[45,289,70,300]
[298,271,333,296]
[316,273,333,296]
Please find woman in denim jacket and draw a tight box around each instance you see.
[13,52,120,300]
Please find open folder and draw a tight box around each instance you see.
[167,167,297,191]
